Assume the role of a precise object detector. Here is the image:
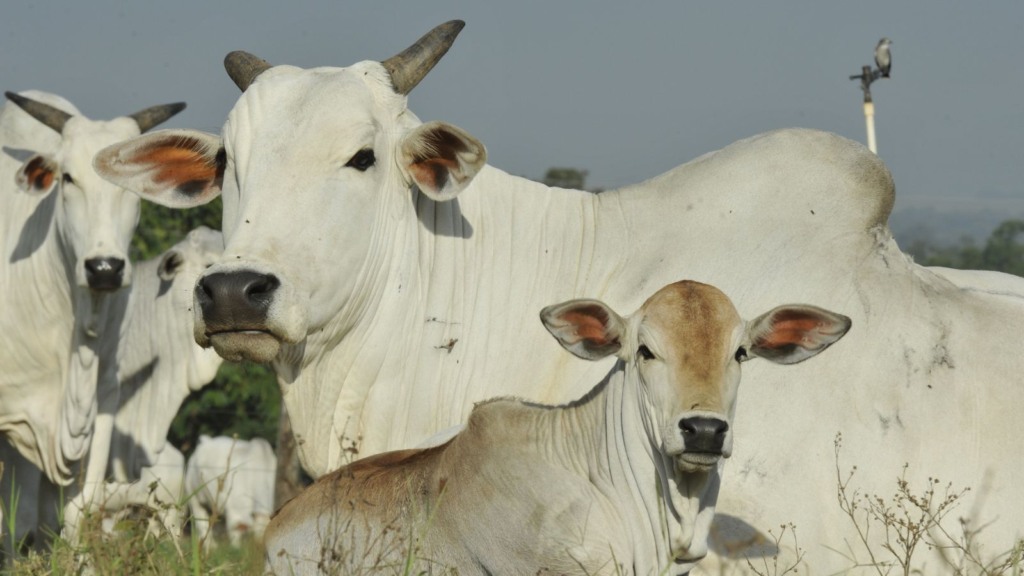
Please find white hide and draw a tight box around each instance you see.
[94,25,1024,573]
[185,435,276,547]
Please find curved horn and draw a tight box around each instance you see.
[129,102,187,133]
[381,20,465,95]
[5,91,73,134]
[224,51,272,92]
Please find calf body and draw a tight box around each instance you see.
[265,281,850,575]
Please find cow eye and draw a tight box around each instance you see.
[638,345,656,360]
[345,148,376,171]
[734,346,748,362]
[62,173,75,185]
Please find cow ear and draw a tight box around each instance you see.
[540,299,625,361]
[16,155,58,195]
[158,249,185,281]
[400,121,486,202]
[747,305,852,365]
[93,129,224,209]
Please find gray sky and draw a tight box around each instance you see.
[3,1,1022,240]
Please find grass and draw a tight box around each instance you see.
[1,510,265,575]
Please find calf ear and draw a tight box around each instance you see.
[16,155,58,194]
[93,129,224,209]
[158,249,185,281]
[399,121,486,202]
[747,305,852,365]
[540,299,626,361]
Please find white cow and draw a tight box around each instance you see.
[94,21,1024,572]
[184,435,276,547]
[265,281,851,575]
[0,90,185,539]
[1,227,222,551]
[105,226,225,482]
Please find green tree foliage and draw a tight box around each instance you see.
[131,199,280,457]
[909,219,1024,275]
[542,167,588,190]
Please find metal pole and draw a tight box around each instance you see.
[863,101,877,154]
[850,63,883,155]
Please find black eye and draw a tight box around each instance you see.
[735,346,748,362]
[638,345,656,360]
[62,173,74,185]
[345,148,375,171]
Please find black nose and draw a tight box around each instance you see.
[196,271,280,332]
[679,417,729,454]
[85,257,125,291]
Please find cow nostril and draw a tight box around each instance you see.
[246,274,280,299]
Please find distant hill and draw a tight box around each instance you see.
[888,195,1024,249]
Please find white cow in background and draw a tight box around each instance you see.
[266,281,851,575]
[0,90,185,540]
[105,226,224,482]
[185,435,276,547]
[2,227,223,551]
[95,21,1024,573]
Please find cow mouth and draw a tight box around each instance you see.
[206,329,282,364]
[676,451,722,473]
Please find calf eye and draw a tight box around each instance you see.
[734,346,748,362]
[346,148,376,171]
[638,345,656,360]
[62,173,75,185]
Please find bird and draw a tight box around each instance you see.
[875,37,893,78]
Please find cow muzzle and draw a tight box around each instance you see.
[676,416,729,473]
[85,257,126,292]
[195,270,282,363]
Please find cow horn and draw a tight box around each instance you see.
[5,91,73,134]
[381,20,465,95]
[224,51,273,92]
[129,102,187,133]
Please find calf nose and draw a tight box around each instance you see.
[679,417,729,454]
[196,271,280,331]
[85,257,125,291]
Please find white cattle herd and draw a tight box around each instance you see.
[0,18,1020,575]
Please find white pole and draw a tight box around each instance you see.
[863,101,877,154]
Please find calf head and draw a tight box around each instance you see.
[540,280,852,473]
[6,91,185,293]
[92,21,486,364]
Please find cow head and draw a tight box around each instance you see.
[6,91,185,292]
[540,280,852,473]
[93,20,486,363]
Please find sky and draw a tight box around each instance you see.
[3,1,1022,243]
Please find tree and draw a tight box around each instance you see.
[910,219,1024,276]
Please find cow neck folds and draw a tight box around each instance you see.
[528,359,716,570]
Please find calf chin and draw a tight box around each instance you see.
[208,331,281,364]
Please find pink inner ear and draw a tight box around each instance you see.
[409,157,457,194]
[135,138,219,188]
[761,315,821,349]
[23,157,54,190]
[562,308,610,346]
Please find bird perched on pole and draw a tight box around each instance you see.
[875,37,893,78]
